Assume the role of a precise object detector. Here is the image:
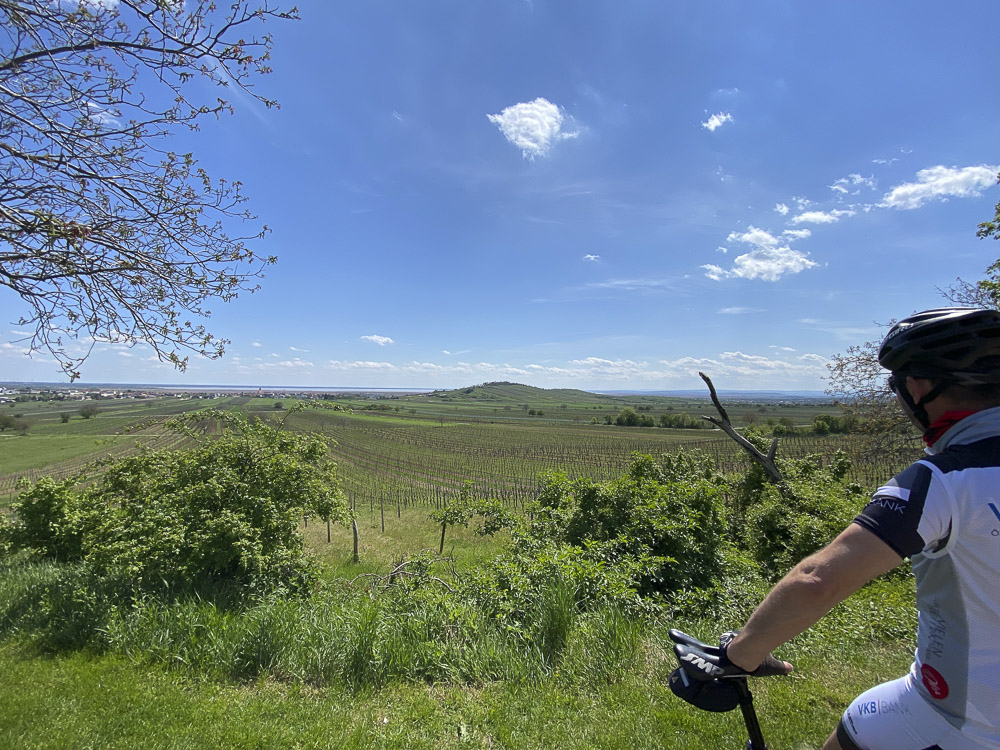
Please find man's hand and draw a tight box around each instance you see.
[720,631,793,676]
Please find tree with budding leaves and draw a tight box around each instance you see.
[0,0,297,380]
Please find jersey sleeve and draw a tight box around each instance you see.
[853,462,952,558]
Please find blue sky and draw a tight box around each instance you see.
[2,0,999,391]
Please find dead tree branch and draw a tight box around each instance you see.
[349,552,457,594]
[699,372,785,486]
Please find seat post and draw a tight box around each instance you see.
[732,678,767,750]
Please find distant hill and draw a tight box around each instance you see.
[425,381,614,404]
[424,382,829,404]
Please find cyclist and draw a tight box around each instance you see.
[722,308,1000,750]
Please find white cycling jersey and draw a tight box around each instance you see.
[853,405,1000,748]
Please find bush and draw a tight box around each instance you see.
[2,410,349,599]
[3,478,84,562]
[497,452,728,604]
[739,448,867,577]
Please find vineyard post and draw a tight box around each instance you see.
[380,497,385,533]
[352,519,360,563]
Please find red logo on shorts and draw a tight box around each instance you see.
[920,664,949,700]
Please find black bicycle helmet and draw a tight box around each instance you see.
[879,307,1000,382]
[879,307,1000,431]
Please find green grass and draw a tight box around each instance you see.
[0,625,914,749]
[305,507,508,576]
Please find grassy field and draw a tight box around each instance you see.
[0,396,248,503]
[0,636,913,750]
[2,387,915,512]
[0,383,922,749]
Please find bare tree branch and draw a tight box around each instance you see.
[699,371,785,486]
[0,0,298,379]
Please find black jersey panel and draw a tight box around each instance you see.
[922,436,1000,474]
[854,462,933,558]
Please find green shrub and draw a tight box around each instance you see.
[2,410,349,599]
[740,448,867,577]
[3,477,84,562]
[528,453,728,596]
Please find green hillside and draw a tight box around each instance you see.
[424,381,613,405]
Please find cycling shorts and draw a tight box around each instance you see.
[837,674,1000,750]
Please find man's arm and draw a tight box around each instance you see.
[725,523,904,672]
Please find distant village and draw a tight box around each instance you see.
[0,384,412,405]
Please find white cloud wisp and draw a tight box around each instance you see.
[487,98,578,159]
[880,164,999,210]
[703,226,817,282]
[701,112,734,132]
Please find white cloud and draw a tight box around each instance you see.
[727,226,780,248]
[361,335,394,346]
[583,254,600,262]
[655,351,827,382]
[789,209,855,225]
[0,342,32,356]
[782,228,812,241]
[793,196,812,210]
[277,358,313,369]
[718,307,761,315]
[327,360,398,371]
[880,164,999,210]
[568,357,650,378]
[774,203,790,216]
[830,174,877,196]
[290,346,309,353]
[701,112,734,132]
[702,264,727,282]
[487,98,578,159]
[251,341,262,347]
[705,226,817,282]
[583,278,680,293]
[703,246,816,282]
[235,357,315,372]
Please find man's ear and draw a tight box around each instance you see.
[905,376,936,402]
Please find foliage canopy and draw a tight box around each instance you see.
[0,0,296,378]
[2,409,347,597]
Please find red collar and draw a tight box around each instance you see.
[923,410,977,447]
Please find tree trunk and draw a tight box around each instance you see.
[439,522,447,555]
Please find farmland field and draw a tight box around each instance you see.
[1,384,920,513]
[0,383,924,749]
